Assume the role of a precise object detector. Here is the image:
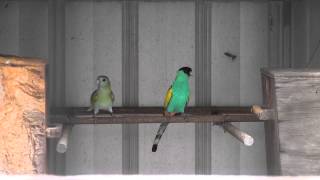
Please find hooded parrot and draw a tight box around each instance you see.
[152,66,192,152]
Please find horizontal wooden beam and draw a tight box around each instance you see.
[51,106,254,114]
[49,107,266,125]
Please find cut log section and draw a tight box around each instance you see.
[56,125,72,153]
[221,123,254,146]
[0,54,46,174]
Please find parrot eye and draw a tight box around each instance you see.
[102,78,106,82]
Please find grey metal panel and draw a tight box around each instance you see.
[139,123,195,174]
[0,0,19,55]
[66,125,95,174]
[19,0,48,59]
[93,1,122,107]
[308,0,320,68]
[195,0,212,175]
[65,1,95,174]
[239,1,268,175]
[64,0,123,174]
[93,1,122,174]
[283,0,292,68]
[138,1,195,174]
[269,1,283,68]
[122,0,139,174]
[291,0,307,68]
[93,124,122,173]
[211,1,240,175]
[48,0,66,175]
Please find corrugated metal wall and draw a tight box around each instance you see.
[3,0,318,175]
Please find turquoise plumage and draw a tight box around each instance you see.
[152,66,192,152]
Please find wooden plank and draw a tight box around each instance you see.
[52,106,253,115]
[51,113,261,124]
[264,68,320,175]
[50,106,262,124]
[280,152,320,175]
[272,73,320,175]
[276,77,320,121]
[261,68,320,78]
[262,75,281,175]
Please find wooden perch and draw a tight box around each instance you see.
[251,105,275,120]
[251,105,264,114]
[56,125,72,153]
[46,124,63,138]
[50,107,266,124]
[221,123,254,146]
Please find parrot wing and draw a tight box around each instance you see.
[90,90,98,105]
[111,90,115,103]
[185,94,190,108]
[163,85,173,109]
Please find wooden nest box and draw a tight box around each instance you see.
[0,54,47,174]
[262,68,320,175]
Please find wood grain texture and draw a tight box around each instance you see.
[0,55,46,174]
[50,106,261,124]
[276,76,320,175]
[222,123,254,146]
[261,73,281,175]
[263,68,320,175]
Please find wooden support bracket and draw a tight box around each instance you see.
[251,105,275,120]
[221,122,254,146]
[46,124,63,138]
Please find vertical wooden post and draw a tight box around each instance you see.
[0,54,46,174]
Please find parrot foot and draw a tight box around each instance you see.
[93,114,96,124]
[152,144,158,152]
[182,113,188,120]
[164,112,176,117]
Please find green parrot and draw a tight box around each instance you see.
[152,66,192,152]
[88,75,115,115]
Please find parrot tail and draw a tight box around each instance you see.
[152,122,169,152]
